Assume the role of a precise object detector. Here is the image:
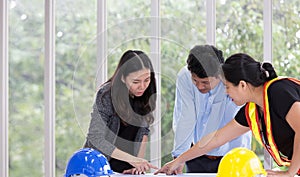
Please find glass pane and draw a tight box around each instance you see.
[9,0,44,176]
[107,0,207,167]
[273,0,300,170]
[107,0,151,77]
[56,0,97,176]
[160,0,206,165]
[216,0,263,60]
[216,0,264,160]
[273,0,300,79]
[106,0,152,163]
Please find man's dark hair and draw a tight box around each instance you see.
[187,45,224,78]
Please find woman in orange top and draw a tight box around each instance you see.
[155,53,300,177]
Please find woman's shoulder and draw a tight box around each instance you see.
[267,78,300,106]
[268,78,300,93]
[268,78,300,120]
[97,82,111,95]
[95,82,112,105]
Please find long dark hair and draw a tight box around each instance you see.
[108,50,157,127]
[222,53,277,87]
[187,45,224,78]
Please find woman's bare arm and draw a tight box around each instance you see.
[155,119,250,175]
[137,135,148,158]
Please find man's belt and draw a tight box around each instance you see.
[204,154,223,160]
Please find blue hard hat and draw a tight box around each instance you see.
[64,148,114,177]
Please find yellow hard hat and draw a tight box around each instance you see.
[217,147,267,177]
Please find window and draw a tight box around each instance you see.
[9,0,44,176]
[216,0,265,162]
[160,0,206,164]
[55,0,97,176]
[2,1,297,176]
[273,0,300,79]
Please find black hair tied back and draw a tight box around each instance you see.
[260,62,277,82]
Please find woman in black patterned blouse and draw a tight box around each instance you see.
[84,50,158,175]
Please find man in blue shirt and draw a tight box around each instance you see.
[172,45,252,173]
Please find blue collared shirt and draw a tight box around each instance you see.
[172,66,251,157]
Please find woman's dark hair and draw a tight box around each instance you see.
[108,50,157,126]
[222,53,277,87]
[187,45,224,78]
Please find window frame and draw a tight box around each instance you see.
[0,0,275,175]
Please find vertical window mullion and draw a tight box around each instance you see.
[263,0,273,170]
[150,0,161,168]
[206,0,216,45]
[264,0,272,63]
[44,0,56,176]
[97,0,107,86]
[0,0,9,176]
